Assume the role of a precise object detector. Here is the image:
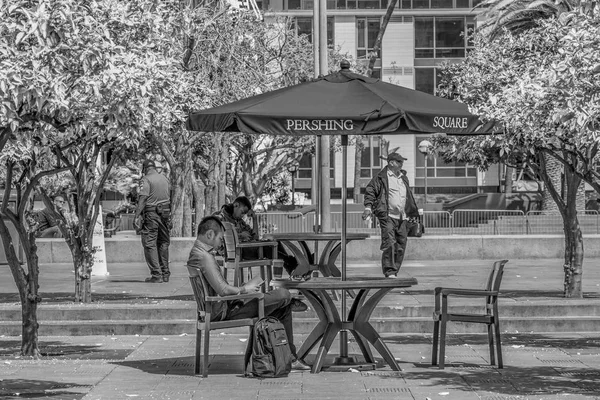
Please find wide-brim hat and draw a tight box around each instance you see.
[381,152,407,163]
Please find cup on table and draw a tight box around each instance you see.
[272,264,284,279]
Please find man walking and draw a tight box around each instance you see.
[134,160,171,283]
[362,152,419,278]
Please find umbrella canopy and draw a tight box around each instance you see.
[186,63,499,136]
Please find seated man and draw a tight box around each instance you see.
[214,196,299,276]
[35,194,66,238]
[186,216,310,370]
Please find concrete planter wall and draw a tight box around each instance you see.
[34,234,600,264]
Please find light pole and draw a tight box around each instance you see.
[418,140,432,211]
[287,163,298,207]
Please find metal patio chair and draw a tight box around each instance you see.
[187,266,264,377]
[432,259,509,369]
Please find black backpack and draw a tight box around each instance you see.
[245,316,293,378]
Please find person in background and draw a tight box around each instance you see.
[186,216,310,370]
[214,196,258,242]
[362,152,419,278]
[36,194,66,238]
[134,160,171,283]
[214,196,306,312]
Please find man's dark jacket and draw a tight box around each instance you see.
[363,166,419,220]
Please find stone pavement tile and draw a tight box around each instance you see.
[408,386,480,400]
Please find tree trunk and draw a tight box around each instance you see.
[504,165,513,195]
[536,151,584,298]
[0,217,41,357]
[72,242,93,303]
[218,136,228,206]
[183,178,193,237]
[191,177,205,230]
[366,0,399,77]
[562,167,584,298]
[542,154,562,213]
[171,173,185,237]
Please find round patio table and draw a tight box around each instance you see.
[273,276,418,373]
[266,232,369,278]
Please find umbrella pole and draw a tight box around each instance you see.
[336,135,354,363]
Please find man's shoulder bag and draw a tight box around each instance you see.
[245,316,293,378]
[406,217,425,238]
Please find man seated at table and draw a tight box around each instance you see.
[214,196,300,278]
[35,194,67,238]
[187,216,310,370]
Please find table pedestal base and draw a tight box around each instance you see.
[297,287,400,373]
[333,355,357,365]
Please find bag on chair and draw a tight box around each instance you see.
[247,316,293,378]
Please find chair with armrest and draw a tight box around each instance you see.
[431,259,509,369]
[188,266,264,377]
[220,222,283,291]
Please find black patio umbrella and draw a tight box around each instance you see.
[187,61,498,275]
[186,61,498,364]
[187,63,497,136]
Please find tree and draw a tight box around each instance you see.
[477,0,597,39]
[475,0,598,211]
[1,0,203,355]
[435,9,600,297]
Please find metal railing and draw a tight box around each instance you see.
[256,209,600,235]
[111,209,600,236]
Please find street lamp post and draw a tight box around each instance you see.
[287,164,298,207]
[418,140,432,214]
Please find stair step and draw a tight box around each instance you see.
[3,315,600,336]
[2,302,600,321]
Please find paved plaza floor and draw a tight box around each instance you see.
[1,258,600,399]
[1,332,600,399]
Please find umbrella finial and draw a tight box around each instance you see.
[340,60,350,70]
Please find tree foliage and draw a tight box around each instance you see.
[435,9,600,297]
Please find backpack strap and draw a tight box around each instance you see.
[244,326,255,377]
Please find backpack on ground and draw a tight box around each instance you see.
[245,316,293,378]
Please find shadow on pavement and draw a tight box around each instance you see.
[112,355,248,377]
[403,364,600,397]
[0,292,194,304]
[0,339,134,360]
[0,379,89,400]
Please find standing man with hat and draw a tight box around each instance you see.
[362,152,419,278]
[134,160,172,283]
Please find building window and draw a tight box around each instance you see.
[415,136,477,179]
[293,17,335,48]
[298,153,312,179]
[360,137,381,178]
[297,152,335,179]
[414,67,442,94]
[414,16,474,59]
[356,17,382,79]
[401,0,482,7]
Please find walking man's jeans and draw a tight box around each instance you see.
[141,210,171,279]
[378,216,408,277]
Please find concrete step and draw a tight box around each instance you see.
[3,316,600,336]
[2,302,600,336]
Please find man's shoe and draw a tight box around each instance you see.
[162,276,170,283]
[386,274,398,279]
[145,276,163,283]
[291,299,308,312]
[291,359,311,371]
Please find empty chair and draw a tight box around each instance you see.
[188,265,264,377]
[432,260,508,369]
[220,222,282,290]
